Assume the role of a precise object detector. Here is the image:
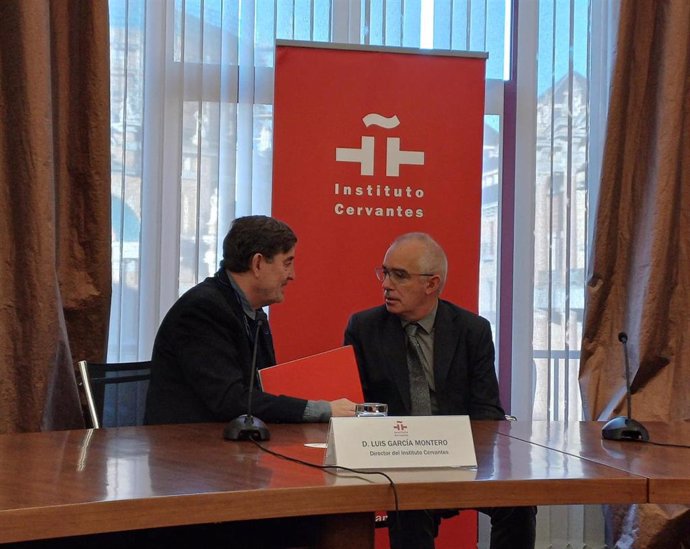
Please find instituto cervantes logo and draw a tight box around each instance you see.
[333,114,427,219]
[336,114,424,176]
[393,420,409,436]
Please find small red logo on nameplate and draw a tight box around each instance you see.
[393,420,408,436]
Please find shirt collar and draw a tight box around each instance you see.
[226,270,259,320]
[402,302,438,335]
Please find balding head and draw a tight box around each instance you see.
[388,233,447,294]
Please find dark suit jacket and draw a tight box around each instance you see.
[344,300,505,419]
[145,269,307,425]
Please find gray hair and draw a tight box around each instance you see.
[390,232,448,292]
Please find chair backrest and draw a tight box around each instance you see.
[77,360,152,428]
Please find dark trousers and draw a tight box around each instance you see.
[388,506,537,549]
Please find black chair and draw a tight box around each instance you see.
[77,360,151,428]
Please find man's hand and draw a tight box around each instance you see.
[329,398,357,417]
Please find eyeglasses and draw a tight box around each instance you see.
[375,266,435,284]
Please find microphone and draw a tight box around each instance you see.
[223,310,270,441]
[601,331,649,442]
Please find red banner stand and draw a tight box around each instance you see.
[271,41,487,549]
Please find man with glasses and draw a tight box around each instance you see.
[344,232,536,549]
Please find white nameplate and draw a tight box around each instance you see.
[324,415,476,469]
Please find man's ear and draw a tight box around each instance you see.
[250,253,263,276]
[425,274,442,295]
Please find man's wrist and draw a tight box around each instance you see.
[303,400,331,422]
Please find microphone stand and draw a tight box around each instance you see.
[601,332,649,442]
[224,313,270,441]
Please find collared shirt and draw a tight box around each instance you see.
[226,270,331,422]
[402,303,439,413]
[227,271,259,320]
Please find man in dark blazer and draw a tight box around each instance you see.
[344,232,536,549]
[145,215,356,425]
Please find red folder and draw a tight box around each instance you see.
[259,345,364,402]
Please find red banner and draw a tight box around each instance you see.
[271,43,486,549]
[271,43,486,364]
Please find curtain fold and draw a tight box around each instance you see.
[0,0,111,433]
[579,0,690,546]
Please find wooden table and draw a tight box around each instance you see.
[488,420,690,504]
[0,422,647,547]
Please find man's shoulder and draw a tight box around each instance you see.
[439,300,490,328]
[164,276,234,316]
[347,302,489,325]
[348,304,388,324]
[179,275,224,299]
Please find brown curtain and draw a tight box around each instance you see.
[579,0,690,547]
[0,1,111,433]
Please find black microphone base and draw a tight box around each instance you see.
[602,416,649,442]
[223,415,271,441]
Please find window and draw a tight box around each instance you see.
[514,0,618,424]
